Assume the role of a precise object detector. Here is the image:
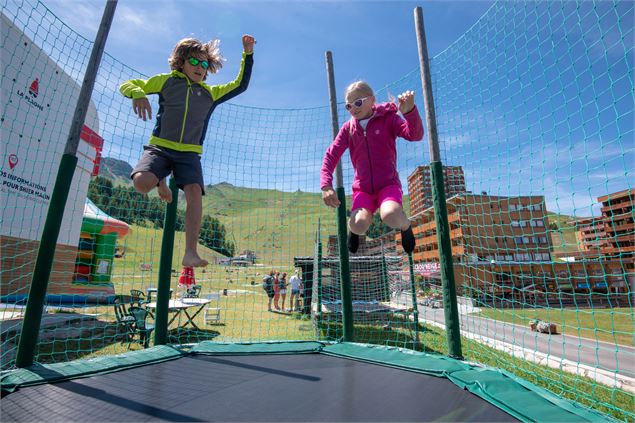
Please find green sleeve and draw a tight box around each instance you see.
[119,73,171,99]
[208,52,254,103]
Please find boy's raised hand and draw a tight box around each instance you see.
[322,187,340,208]
[397,90,415,114]
[242,34,256,53]
[133,97,152,121]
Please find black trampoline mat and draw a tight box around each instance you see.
[1,353,518,422]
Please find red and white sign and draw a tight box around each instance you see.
[0,12,102,245]
[413,262,441,276]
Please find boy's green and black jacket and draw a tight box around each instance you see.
[120,52,253,154]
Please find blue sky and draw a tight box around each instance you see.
[22,1,635,216]
[42,0,494,108]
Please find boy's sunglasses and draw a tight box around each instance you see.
[345,96,369,111]
[188,57,209,70]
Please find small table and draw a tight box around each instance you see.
[146,298,211,330]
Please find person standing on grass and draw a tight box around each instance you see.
[262,270,275,311]
[120,35,255,268]
[279,272,289,311]
[289,270,303,312]
[320,81,423,255]
[273,272,281,310]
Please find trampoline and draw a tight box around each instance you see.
[0,342,604,422]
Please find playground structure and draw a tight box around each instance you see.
[0,1,633,422]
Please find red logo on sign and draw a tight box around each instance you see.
[28,78,39,97]
[8,154,18,170]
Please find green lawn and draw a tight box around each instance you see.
[478,307,634,346]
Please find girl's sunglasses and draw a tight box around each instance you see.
[188,57,209,70]
[345,96,369,111]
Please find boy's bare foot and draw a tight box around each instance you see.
[157,179,173,203]
[183,251,208,268]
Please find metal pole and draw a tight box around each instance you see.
[153,178,178,345]
[314,225,324,339]
[325,51,354,341]
[414,6,463,360]
[15,0,118,368]
[408,254,420,347]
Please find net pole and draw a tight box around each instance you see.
[314,222,324,339]
[15,0,118,368]
[153,178,179,345]
[325,51,353,341]
[408,254,420,347]
[414,6,463,359]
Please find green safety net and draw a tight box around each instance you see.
[0,1,632,421]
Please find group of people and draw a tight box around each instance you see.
[122,33,423,272]
[262,270,303,312]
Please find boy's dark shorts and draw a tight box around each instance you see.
[131,145,205,194]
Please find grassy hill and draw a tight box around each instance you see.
[202,183,339,264]
[98,157,133,182]
[115,224,227,273]
[546,212,584,257]
[99,162,579,264]
[202,182,411,264]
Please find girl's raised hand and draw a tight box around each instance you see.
[242,34,256,53]
[397,90,415,114]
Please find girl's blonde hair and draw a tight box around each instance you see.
[168,38,225,80]
[344,81,374,101]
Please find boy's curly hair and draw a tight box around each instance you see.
[168,38,224,80]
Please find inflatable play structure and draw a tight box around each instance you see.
[1,199,130,304]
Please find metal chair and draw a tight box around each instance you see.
[130,289,148,307]
[113,295,135,345]
[128,306,155,348]
[204,293,222,325]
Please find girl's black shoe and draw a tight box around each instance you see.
[347,231,359,253]
[401,226,416,254]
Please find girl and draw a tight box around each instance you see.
[279,272,288,311]
[273,272,281,310]
[320,81,423,254]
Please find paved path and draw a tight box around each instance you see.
[414,301,635,379]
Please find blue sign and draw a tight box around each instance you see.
[594,282,608,288]
[577,283,590,289]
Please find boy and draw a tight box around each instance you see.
[121,35,255,267]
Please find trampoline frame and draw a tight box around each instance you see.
[0,341,609,422]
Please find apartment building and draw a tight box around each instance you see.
[400,193,552,265]
[571,217,606,254]
[407,165,467,216]
[569,189,634,293]
[598,189,634,259]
